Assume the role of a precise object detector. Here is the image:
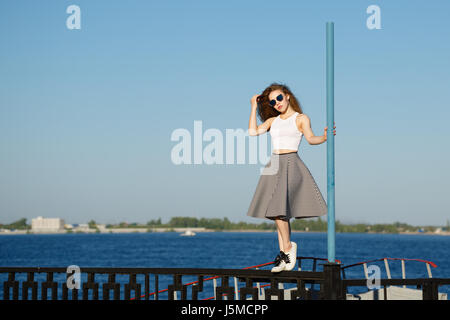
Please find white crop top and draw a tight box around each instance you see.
[270,111,303,151]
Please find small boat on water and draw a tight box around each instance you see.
[180,230,196,236]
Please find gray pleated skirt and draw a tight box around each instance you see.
[246,151,327,221]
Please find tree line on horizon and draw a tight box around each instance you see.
[112,216,448,234]
[1,217,449,234]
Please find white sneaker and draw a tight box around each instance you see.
[283,242,297,271]
[271,251,286,273]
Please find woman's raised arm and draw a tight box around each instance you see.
[248,94,274,136]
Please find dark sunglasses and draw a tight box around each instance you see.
[269,94,284,107]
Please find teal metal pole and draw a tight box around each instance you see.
[326,22,336,263]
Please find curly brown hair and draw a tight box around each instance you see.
[256,83,303,130]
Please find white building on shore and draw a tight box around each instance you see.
[31,216,65,233]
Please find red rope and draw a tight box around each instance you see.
[342,257,437,269]
[131,256,342,300]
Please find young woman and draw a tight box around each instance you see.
[247,83,336,272]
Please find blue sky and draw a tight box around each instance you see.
[0,0,449,226]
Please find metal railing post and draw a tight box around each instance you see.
[322,263,342,300]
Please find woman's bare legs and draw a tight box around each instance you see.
[275,218,292,253]
[276,225,284,252]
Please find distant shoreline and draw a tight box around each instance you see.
[1,228,449,236]
[3,217,449,236]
